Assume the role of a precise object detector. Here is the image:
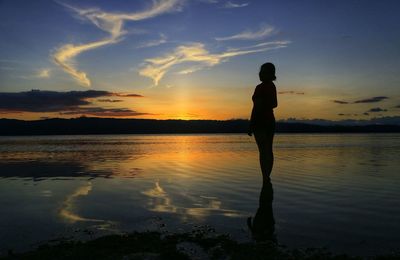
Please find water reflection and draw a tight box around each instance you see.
[60,182,100,223]
[142,181,242,221]
[0,161,94,180]
[1,134,400,256]
[247,180,276,242]
[58,181,117,234]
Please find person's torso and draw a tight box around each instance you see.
[252,82,276,123]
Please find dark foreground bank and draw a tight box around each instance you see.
[2,229,399,260]
[1,117,400,135]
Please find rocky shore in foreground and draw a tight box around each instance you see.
[3,228,399,260]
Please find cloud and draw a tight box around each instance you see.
[53,40,114,87]
[354,96,388,103]
[139,41,289,85]
[215,24,275,41]
[223,1,249,8]
[338,113,359,116]
[137,33,167,48]
[197,0,219,3]
[278,91,304,95]
[53,0,182,87]
[175,66,204,75]
[59,107,147,117]
[16,68,51,80]
[36,69,51,78]
[333,100,349,104]
[281,116,400,126]
[333,96,389,104]
[367,107,388,113]
[226,41,290,51]
[115,93,144,97]
[98,99,123,103]
[0,90,144,117]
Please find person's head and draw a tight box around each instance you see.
[259,62,276,82]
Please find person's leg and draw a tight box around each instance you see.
[254,128,274,181]
[265,130,274,181]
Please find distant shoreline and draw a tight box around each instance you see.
[1,117,399,136]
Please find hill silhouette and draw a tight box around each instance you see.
[0,117,399,135]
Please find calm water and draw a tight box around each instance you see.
[0,134,399,256]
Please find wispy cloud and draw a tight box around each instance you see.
[17,68,51,79]
[60,107,147,117]
[0,90,144,117]
[196,0,219,4]
[175,66,205,75]
[137,33,167,48]
[53,38,116,87]
[36,68,51,78]
[223,1,249,8]
[215,24,275,41]
[98,99,123,103]
[338,113,359,116]
[226,41,290,52]
[333,100,349,104]
[333,96,389,104]
[367,107,388,113]
[354,96,388,103]
[278,91,304,95]
[281,117,400,125]
[115,93,144,97]
[53,0,182,87]
[139,41,289,85]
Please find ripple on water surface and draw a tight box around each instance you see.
[0,134,399,256]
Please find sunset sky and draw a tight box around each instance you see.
[0,0,399,121]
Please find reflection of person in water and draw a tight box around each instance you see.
[247,62,277,242]
[247,181,275,242]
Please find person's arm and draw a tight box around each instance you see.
[248,86,259,136]
[271,85,278,108]
[248,105,256,136]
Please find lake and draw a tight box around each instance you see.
[0,134,399,256]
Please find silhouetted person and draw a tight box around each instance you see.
[247,62,277,242]
[248,62,277,181]
[247,181,276,242]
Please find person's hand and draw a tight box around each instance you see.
[247,125,253,136]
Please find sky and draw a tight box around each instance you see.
[0,0,399,122]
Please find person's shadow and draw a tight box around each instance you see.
[247,179,276,243]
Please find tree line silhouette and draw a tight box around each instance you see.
[0,117,399,135]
